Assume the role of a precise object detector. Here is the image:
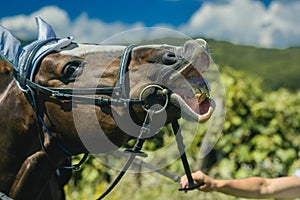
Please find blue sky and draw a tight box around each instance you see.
[0,0,202,26]
[0,0,299,48]
[0,0,272,26]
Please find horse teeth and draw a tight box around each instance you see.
[194,93,207,102]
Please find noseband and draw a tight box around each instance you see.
[15,39,202,198]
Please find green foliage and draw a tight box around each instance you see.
[66,66,300,200]
[211,67,300,182]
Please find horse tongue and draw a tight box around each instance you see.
[170,92,214,123]
[184,96,210,115]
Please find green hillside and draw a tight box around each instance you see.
[207,39,300,91]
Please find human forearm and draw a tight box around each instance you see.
[181,171,300,199]
[213,177,270,198]
[213,176,300,199]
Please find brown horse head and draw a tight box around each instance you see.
[30,40,214,154]
[0,17,214,199]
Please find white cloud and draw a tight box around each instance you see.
[179,0,300,48]
[0,1,300,48]
[0,6,70,40]
[180,0,264,44]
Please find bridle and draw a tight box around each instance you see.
[13,39,204,199]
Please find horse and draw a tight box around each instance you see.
[0,17,215,199]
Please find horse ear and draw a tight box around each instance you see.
[0,25,23,68]
[35,16,56,40]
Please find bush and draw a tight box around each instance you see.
[210,67,300,181]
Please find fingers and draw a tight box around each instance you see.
[180,175,189,189]
[180,171,207,191]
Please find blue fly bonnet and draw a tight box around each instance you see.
[0,17,74,91]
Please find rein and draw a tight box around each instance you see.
[97,85,202,199]
[97,119,204,200]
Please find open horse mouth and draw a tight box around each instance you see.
[170,45,215,123]
[172,76,214,123]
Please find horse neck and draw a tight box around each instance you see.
[0,81,34,121]
[0,81,40,193]
[0,80,39,153]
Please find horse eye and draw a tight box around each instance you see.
[62,60,82,79]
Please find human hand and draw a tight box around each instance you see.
[180,170,215,192]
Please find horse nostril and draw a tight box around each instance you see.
[163,52,177,65]
[166,52,176,57]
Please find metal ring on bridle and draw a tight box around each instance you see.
[139,84,169,114]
